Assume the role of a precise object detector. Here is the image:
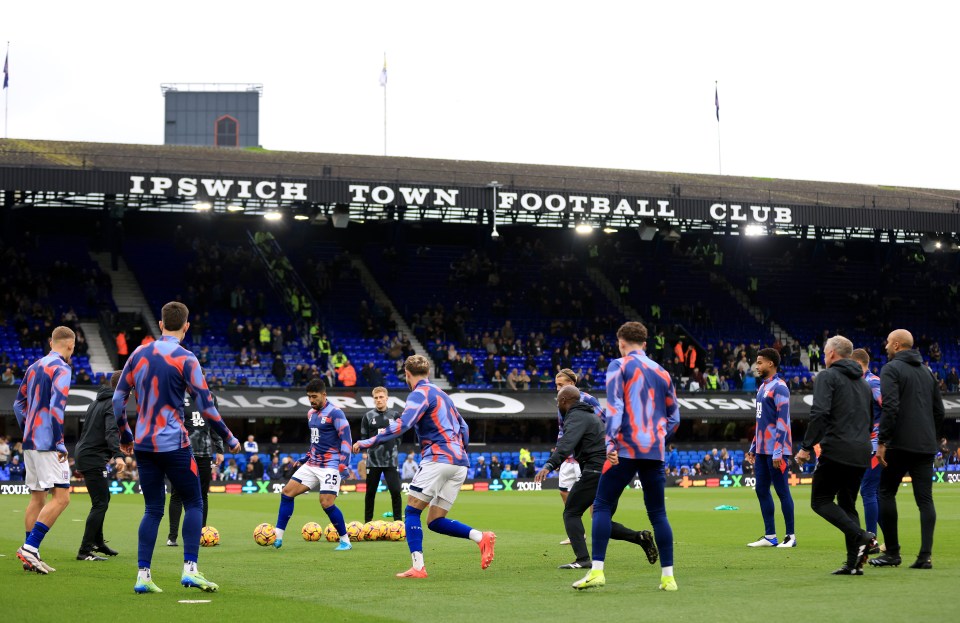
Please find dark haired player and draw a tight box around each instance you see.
[744,347,796,548]
[271,378,352,551]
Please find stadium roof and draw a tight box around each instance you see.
[1,138,958,233]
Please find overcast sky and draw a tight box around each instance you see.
[3,2,958,191]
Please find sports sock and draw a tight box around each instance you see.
[662,565,674,577]
[469,529,483,543]
[427,517,472,540]
[183,560,198,574]
[276,494,295,531]
[323,504,348,540]
[765,534,776,540]
[25,531,30,542]
[25,521,50,550]
[275,528,285,540]
[405,505,424,557]
[591,561,604,571]
[411,551,425,571]
[138,567,152,582]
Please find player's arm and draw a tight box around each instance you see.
[113,356,136,447]
[335,409,353,476]
[355,391,426,451]
[604,361,624,456]
[798,370,834,462]
[663,375,680,438]
[457,410,470,447]
[772,385,790,460]
[877,365,900,448]
[931,373,945,442]
[360,410,370,440]
[13,371,28,430]
[49,364,71,455]
[185,355,240,452]
[543,412,585,473]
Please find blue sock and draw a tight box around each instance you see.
[323,504,347,538]
[26,531,30,542]
[182,502,202,564]
[405,505,423,554]
[276,494,295,531]
[25,522,50,550]
[428,517,473,539]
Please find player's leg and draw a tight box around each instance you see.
[167,448,219,592]
[607,487,659,564]
[859,457,882,537]
[318,470,350,550]
[835,464,867,568]
[24,491,46,541]
[906,452,935,565]
[424,464,493,568]
[557,461,580,544]
[749,455,778,545]
[398,494,430,577]
[134,450,166,593]
[769,457,796,546]
[19,451,70,573]
[384,466,404,519]
[559,470,599,567]
[574,460,634,589]
[198,458,212,528]
[364,466,382,522]
[167,486,183,545]
[637,459,676,590]
[274,467,312,547]
[875,450,909,562]
[79,467,110,558]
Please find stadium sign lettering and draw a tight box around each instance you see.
[709,203,793,224]
[1,484,30,495]
[349,184,460,207]
[497,192,677,217]
[129,175,309,201]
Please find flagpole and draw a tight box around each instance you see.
[382,53,387,156]
[715,81,722,175]
[4,42,9,139]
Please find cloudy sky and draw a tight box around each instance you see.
[3,1,957,190]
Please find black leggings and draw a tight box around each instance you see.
[365,466,403,522]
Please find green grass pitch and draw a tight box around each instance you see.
[2,485,958,622]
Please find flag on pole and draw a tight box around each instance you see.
[379,55,387,87]
[714,83,719,121]
[3,51,8,90]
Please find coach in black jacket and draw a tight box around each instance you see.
[870,329,945,569]
[795,336,874,575]
[75,371,126,560]
[536,386,657,569]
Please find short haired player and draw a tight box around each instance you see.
[354,355,495,578]
[271,378,353,551]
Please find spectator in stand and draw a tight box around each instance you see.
[474,456,489,479]
[947,367,959,393]
[808,341,821,372]
[701,453,717,475]
[337,360,358,387]
[271,355,286,384]
[537,368,553,389]
[685,344,697,373]
[236,347,250,367]
[266,435,281,458]
[280,457,296,480]
[502,320,515,344]
[197,346,210,367]
[224,463,241,481]
[292,364,307,386]
[115,330,129,368]
[501,464,518,479]
[489,455,503,479]
[249,348,262,368]
[266,455,283,480]
[0,435,9,466]
[518,448,534,477]
[491,370,506,390]
[244,462,263,480]
[8,455,26,480]
[1,367,14,385]
[506,368,521,391]
[244,435,259,459]
[674,339,686,368]
[331,347,348,371]
[483,354,496,382]
[401,454,417,480]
